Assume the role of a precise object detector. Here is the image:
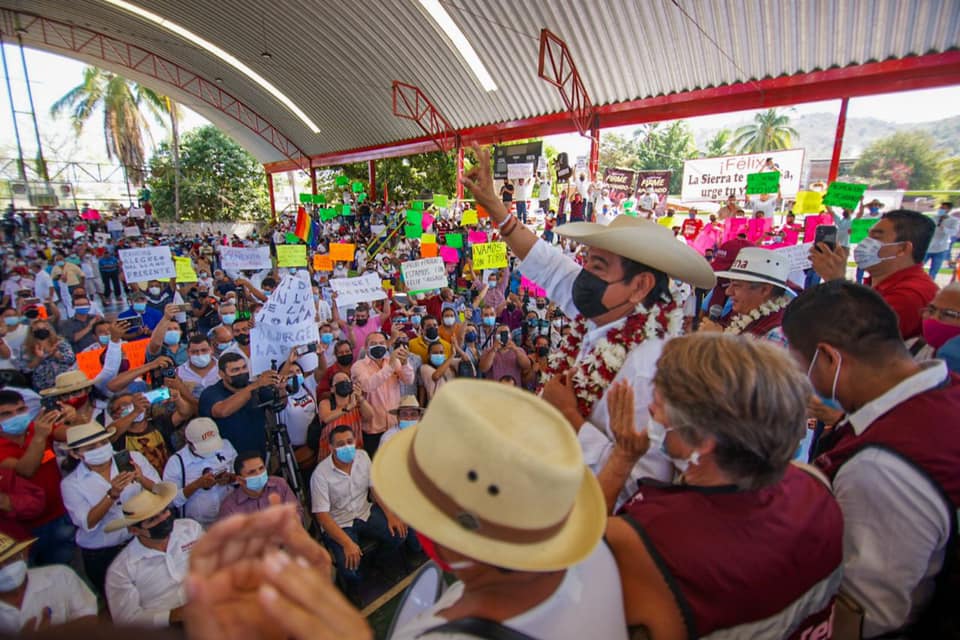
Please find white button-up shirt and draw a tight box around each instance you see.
[0,565,97,633]
[105,518,203,627]
[520,240,672,507]
[833,360,952,637]
[162,443,237,527]
[928,213,960,254]
[61,450,161,549]
[310,449,373,529]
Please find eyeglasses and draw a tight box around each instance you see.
[922,304,960,322]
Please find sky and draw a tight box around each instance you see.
[2,45,960,181]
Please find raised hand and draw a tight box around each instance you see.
[607,381,649,461]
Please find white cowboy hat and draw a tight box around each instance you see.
[556,215,716,289]
[63,421,116,450]
[388,395,424,416]
[371,379,605,572]
[714,247,792,290]
[104,483,178,533]
[39,370,94,397]
[0,533,36,564]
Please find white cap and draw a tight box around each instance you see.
[185,418,223,457]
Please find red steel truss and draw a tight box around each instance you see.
[537,28,595,139]
[392,81,456,154]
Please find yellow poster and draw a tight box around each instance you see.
[792,191,824,214]
[173,257,197,283]
[461,209,478,225]
[472,242,508,270]
[276,245,307,267]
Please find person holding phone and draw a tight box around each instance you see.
[479,323,531,385]
[162,418,237,529]
[59,421,161,595]
[146,304,187,370]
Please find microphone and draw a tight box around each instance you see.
[708,304,723,322]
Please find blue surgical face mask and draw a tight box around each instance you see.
[133,302,147,313]
[398,419,417,430]
[334,444,356,464]
[164,330,181,345]
[807,347,844,410]
[3,317,19,327]
[221,313,236,326]
[216,341,233,352]
[74,306,90,316]
[429,353,445,367]
[411,315,422,325]
[245,470,269,492]
[0,411,33,436]
[320,333,334,345]
[482,317,495,327]
[98,335,110,345]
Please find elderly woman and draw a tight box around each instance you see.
[18,319,76,392]
[601,333,844,639]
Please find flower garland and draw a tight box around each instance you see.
[723,295,792,335]
[543,301,683,417]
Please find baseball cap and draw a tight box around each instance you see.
[185,417,223,457]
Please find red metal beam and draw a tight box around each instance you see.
[265,51,960,173]
[2,8,310,173]
[537,28,594,138]
[828,98,849,183]
[310,166,317,196]
[588,119,600,182]
[455,142,464,201]
[266,172,276,220]
[392,81,456,153]
[367,159,376,200]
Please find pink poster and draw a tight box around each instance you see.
[468,231,488,244]
[421,213,435,231]
[747,218,773,243]
[520,276,546,297]
[439,246,459,263]
[722,217,749,242]
[690,225,720,255]
[802,213,832,242]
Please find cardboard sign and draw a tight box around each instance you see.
[329,243,356,262]
[775,242,814,273]
[401,257,447,291]
[461,209,478,225]
[328,272,387,307]
[439,246,460,263]
[313,254,333,271]
[420,243,439,258]
[745,171,781,195]
[468,231,488,245]
[219,246,272,271]
[445,233,463,248]
[123,226,141,237]
[472,242,508,270]
[792,191,824,214]
[119,247,175,282]
[421,233,437,244]
[822,182,868,210]
[335,176,349,187]
[276,245,307,267]
[251,273,319,375]
[174,257,198,283]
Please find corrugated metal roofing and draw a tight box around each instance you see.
[6,0,960,163]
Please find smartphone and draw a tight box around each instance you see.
[143,387,171,404]
[41,396,59,411]
[123,316,143,331]
[113,450,135,473]
[814,225,838,250]
[178,304,192,312]
[499,332,509,346]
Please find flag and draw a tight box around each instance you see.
[309,217,321,249]
[294,206,309,243]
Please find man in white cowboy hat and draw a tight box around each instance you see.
[182,380,628,640]
[379,395,423,449]
[462,142,716,507]
[104,482,202,627]
[162,418,237,528]
[704,247,795,343]
[0,532,96,633]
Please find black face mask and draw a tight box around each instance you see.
[142,511,174,539]
[286,376,300,394]
[334,380,353,397]
[32,328,50,340]
[536,303,546,309]
[229,372,250,388]
[354,317,368,327]
[506,303,516,312]
[369,345,388,360]
[424,326,439,342]
[571,268,621,318]
[235,334,250,346]
[336,353,354,367]
[536,346,549,358]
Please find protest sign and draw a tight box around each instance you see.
[251,273,319,375]
[507,163,534,180]
[775,242,814,273]
[421,233,436,244]
[313,254,333,271]
[276,245,307,267]
[106,220,123,232]
[406,210,423,226]
[404,224,422,239]
[340,205,352,216]
[219,246,272,271]
[422,213,435,231]
[802,213,833,243]
[439,246,459,263]
[433,194,449,208]
[351,181,364,193]
[401,257,447,291]
[123,226,141,237]
[299,193,311,203]
[313,193,326,205]
[412,200,425,211]
[357,193,367,203]
[174,257,198,283]
[472,242,507,270]
[602,168,636,206]
[745,172,781,195]
[792,191,824,214]
[421,244,438,258]
[461,209,478,225]
[335,175,349,187]
[822,182,868,210]
[635,170,672,216]
[94,232,110,245]
[328,272,387,307]
[747,217,773,243]
[284,232,300,244]
[445,233,463,248]
[520,276,546,297]
[119,247,175,282]
[468,231,488,244]
[682,149,804,201]
[851,218,879,243]
[329,243,355,262]
[721,217,749,243]
[128,207,146,219]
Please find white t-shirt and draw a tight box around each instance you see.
[176,361,220,398]
[279,387,317,447]
[392,543,628,640]
[0,324,28,368]
[0,565,97,633]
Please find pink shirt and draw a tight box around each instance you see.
[350,356,414,434]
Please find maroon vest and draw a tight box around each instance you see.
[745,307,786,338]
[619,466,843,638]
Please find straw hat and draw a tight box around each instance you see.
[104,483,178,533]
[371,380,605,572]
[714,247,791,290]
[39,370,94,397]
[556,215,716,289]
[64,421,116,450]
[388,395,423,416]
[0,533,36,564]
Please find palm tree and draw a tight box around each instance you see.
[50,66,174,202]
[730,109,799,154]
[703,128,732,157]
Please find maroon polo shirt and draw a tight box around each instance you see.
[872,264,939,339]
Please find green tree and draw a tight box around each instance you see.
[50,66,173,192]
[703,128,732,157]
[730,109,798,154]
[147,125,269,221]
[851,131,943,190]
[599,122,698,193]
[942,157,960,190]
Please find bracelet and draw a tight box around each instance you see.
[499,212,515,229]
[502,218,520,238]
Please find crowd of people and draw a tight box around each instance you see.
[0,139,955,638]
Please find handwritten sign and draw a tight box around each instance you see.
[351,181,364,193]
[406,210,423,226]
[745,171,781,195]
[123,226,141,237]
[468,231,488,245]
[775,242,814,273]
[328,272,387,307]
[106,220,123,232]
[219,246,272,271]
[174,257,198,283]
[461,209,478,225]
[276,245,307,267]
[251,273,319,375]
[299,193,312,203]
[401,257,447,291]
[119,247,175,282]
[329,243,356,262]
[422,213,435,231]
[472,242,508,270]
[404,224,422,239]
[335,176,349,187]
[822,181,868,210]
[412,200,425,212]
[792,191,823,214]
[313,254,333,271]
[850,218,879,244]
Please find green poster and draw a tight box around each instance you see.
[433,194,449,208]
[745,171,781,195]
[445,233,463,248]
[404,224,422,239]
[351,181,364,193]
[284,232,300,244]
[335,176,349,187]
[406,210,423,226]
[298,193,311,203]
[850,218,879,244]
[341,204,353,216]
[412,200,425,211]
[357,192,367,203]
[822,182,868,210]
[320,208,338,221]
[313,193,326,205]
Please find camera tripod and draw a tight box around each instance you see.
[264,407,310,523]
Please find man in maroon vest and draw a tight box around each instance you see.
[783,280,960,637]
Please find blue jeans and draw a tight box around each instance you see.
[324,504,420,584]
[926,249,950,278]
[515,201,527,224]
[30,514,77,567]
[855,267,865,284]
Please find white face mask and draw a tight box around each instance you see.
[82,442,114,466]
[853,237,900,270]
[0,560,27,591]
[647,418,700,475]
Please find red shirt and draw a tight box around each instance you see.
[0,424,66,527]
[681,218,703,240]
[873,264,939,340]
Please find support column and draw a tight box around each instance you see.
[266,171,277,221]
[456,141,465,201]
[310,166,317,195]
[828,97,849,183]
[588,118,600,182]
[368,159,377,200]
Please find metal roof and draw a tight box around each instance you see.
[4,0,960,167]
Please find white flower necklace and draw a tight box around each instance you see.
[724,295,792,335]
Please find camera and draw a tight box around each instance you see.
[41,396,59,411]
